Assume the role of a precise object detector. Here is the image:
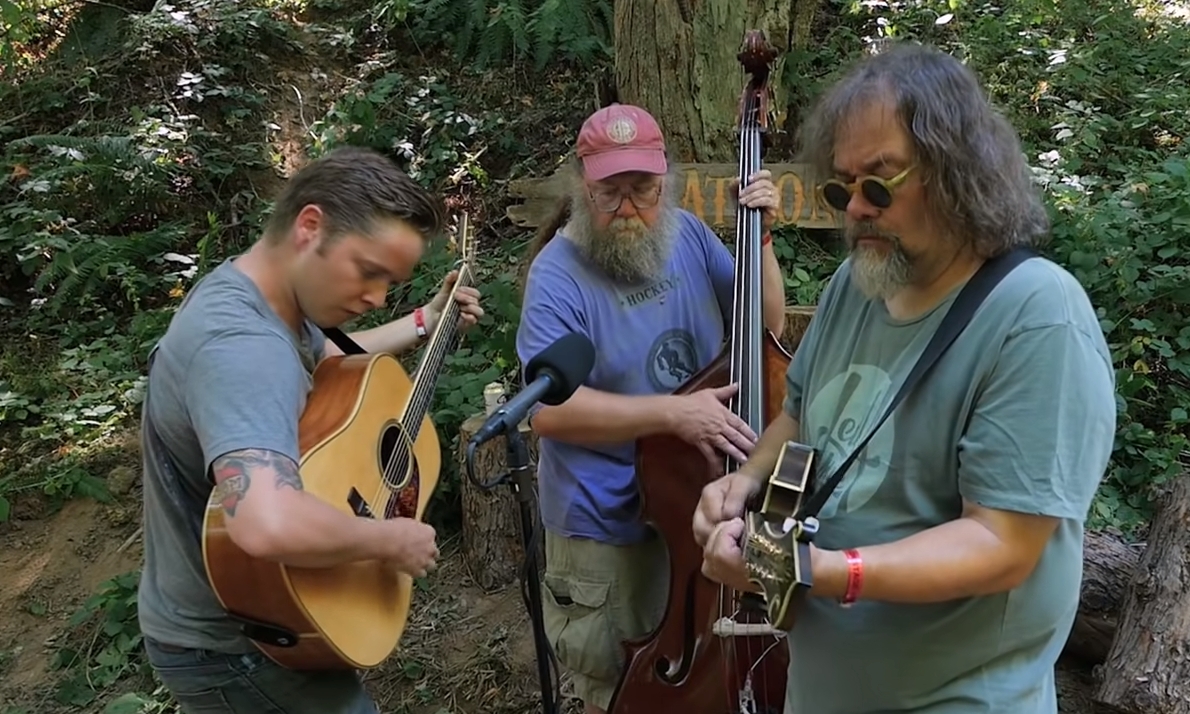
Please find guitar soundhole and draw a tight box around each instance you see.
[378,423,420,520]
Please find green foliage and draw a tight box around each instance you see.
[781,0,1190,536]
[0,0,1187,706]
[374,0,613,71]
[309,70,500,188]
[1045,158,1190,529]
[0,0,313,521]
[50,571,146,709]
[0,0,62,72]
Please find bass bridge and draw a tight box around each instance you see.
[742,440,819,632]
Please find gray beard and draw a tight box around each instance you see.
[565,193,677,285]
[846,223,915,300]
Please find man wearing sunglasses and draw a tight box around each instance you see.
[695,42,1116,714]
[515,103,787,714]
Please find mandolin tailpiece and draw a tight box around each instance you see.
[742,440,819,632]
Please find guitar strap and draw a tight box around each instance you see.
[794,245,1037,522]
[319,326,367,355]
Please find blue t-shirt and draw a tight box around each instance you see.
[516,209,736,544]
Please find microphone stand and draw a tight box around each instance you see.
[467,425,558,714]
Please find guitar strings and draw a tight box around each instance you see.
[368,231,475,516]
[718,86,782,713]
[371,268,470,509]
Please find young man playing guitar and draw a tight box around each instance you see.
[695,43,1116,714]
[136,146,484,714]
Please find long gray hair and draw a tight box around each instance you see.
[797,42,1050,256]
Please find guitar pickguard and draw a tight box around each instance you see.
[386,464,419,519]
[742,440,819,632]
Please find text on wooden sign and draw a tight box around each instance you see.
[505,162,841,230]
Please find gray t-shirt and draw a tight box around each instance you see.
[781,255,1116,713]
[137,258,326,653]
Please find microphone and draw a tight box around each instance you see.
[468,332,595,447]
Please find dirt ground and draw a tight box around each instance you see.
[0,430,1113,714]
[0,428,574,714]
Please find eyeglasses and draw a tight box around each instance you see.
[589,183,663,213]
[820,164,917,212]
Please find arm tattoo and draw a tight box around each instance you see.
[211,471,250,517]
[210,449,303,517]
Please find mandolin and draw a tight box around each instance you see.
[743,441,818,631]
[200,214,478,670]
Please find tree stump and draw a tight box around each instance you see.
[457,413,543,593]
[1094,471,1190,712]
[781,304,816,354]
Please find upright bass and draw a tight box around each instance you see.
[607,30,791,714]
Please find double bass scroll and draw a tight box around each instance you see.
[606,29,792,714]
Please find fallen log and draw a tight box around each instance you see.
[1094,471,1190,712]
[1064,529,1142,664]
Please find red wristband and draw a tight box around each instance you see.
[840,548,863,607]
[413,307,428,338]
[761,231,773,246]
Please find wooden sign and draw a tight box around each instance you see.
[505,162,841,230]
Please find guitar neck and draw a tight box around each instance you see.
[399,267,473,439]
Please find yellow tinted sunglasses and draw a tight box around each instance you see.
[821,164,917,211]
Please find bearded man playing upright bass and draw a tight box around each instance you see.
[516,102,787,714]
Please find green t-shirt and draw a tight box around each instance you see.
[781,255,1116,713]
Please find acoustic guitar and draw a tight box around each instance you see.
[201,214,479,670]
[742,440,819,631]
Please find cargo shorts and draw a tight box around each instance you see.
[540,529,670,711]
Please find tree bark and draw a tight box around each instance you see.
[457,414,543,593]
[1094,472,1190,712]
[614,0,822,163]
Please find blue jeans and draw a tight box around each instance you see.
[143,637,379,714]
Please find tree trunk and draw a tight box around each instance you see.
[1094,472,1190,712]
[457,414,543,593]
[614,0,822,163]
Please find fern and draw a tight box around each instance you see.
[33,223,187,312]
[9,133,164,186]
[527,0,613,71]
[402,0,611,71]
[7,133,173,226]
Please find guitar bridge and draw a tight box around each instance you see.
[347,487,375,519]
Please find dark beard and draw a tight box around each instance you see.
[565,193,677,285]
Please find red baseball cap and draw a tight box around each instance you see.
[575,104,667,181]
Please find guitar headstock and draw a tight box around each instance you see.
[452,211,478,285]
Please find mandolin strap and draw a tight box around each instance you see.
[795,246,1037,521]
